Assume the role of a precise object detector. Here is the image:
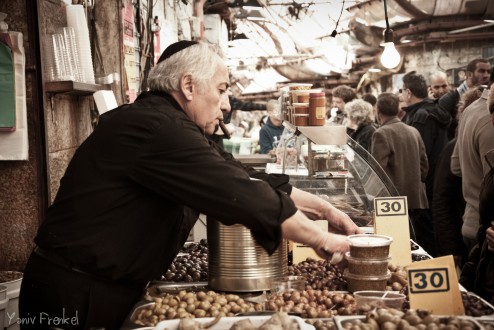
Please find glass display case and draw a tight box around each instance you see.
[266,123,400,229]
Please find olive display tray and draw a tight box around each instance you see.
[150,315,315,330]
[465,292,494,320]
[147,281,209,296]
[333,315,484,330]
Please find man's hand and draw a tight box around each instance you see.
[321,204,363,235]
[487,225,494,251]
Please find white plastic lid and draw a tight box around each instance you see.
[347,234,393,247]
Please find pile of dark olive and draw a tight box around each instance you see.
[305,318,337,330]
[135,290,264,326]
[412,253,431,262]
[265,290,356,318]
[341,308,479,330]
[461,292,494,317]
[410,241,420,250]
[162,241,208,282]
[287,258,347,291]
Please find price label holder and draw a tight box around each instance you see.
[373,196,411,266]
[407,255,465,315]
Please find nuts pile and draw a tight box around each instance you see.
[341,308,479,330]
[287,258,347,291]
[135,291,263,326]
[305,319,337,330]
[265,290,356,318]
[163,241,208,282]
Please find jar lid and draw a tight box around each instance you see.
[310,92,325,97]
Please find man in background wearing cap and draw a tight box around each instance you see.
[19,41,361,329]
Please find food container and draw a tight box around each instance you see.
[269,275,306,294]
[151,314,315,330]
[345,252,390,276]
[353,290,406,309]
[293,114,309,126]
[309,92,326,126]
[207,220,288,292]
[292,103,309,114]
[291,89,321,103]
[344,270,391,292]
[347,234,393,260]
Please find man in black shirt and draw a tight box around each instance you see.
[19,41,360,329]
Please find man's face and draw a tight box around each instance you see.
[332,97,345,112]
[188,64,230,135]
[470,62,491,86]
[430,77,449,99]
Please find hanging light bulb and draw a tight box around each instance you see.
[380,28,400,69]
[380,0,401,69]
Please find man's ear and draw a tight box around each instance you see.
[181,73,194,101]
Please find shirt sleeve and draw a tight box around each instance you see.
[130,119,297,254]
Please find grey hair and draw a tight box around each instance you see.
[344,99,373,126]
[147,42,226,94]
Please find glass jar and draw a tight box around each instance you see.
[309,92,326,126]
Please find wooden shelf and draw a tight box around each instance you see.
[45,81,110,96]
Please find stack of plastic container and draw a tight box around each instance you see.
[66,4,94,83]
[344,234,393,292]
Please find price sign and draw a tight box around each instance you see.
[373,197,411,266]
[375,197,407,216]
[409,268,450,293]
[407,255,464,315]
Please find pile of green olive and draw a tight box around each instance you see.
[341,308,479,330]
[134,290,264,326]
[265,290,356,318]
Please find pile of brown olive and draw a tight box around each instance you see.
[265,289,356,318]
[305,318,337,330]
[287,258,347,291]
[134,290,264,326]
[163,242,208,282]
[341,308,479,330]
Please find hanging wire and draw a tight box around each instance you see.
[330,0,345,37]
[383,0,390,29]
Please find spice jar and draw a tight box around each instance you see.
[309,92,326,126]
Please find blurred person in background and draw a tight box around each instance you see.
[401,71,451,256]
[371,93,428,242]
[460,85,494,304]
[431,87,484,266]
[259,99,284,154]
[327,85,356,125]
[438,58,491,140]
[451,72,494,254]
[428,71,450,100]
[361,93,379,128]
[344,99,376,152]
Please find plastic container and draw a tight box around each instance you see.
[293,114,309,126]
[292,103,309,114]
[309,92,326,126]
[353,290,406,309]
[347,234,393,260]
[269,275,306,294]
[344,270,391,293]
[345,252,390,276]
